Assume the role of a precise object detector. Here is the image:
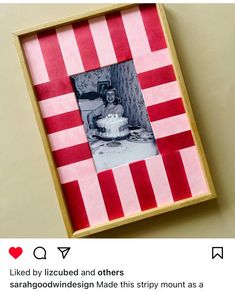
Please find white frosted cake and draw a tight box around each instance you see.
[96,114,129,139]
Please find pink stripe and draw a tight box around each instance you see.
[22,35,49,85]
[89,16,117,67]
[58,159,108,225]
[180,146,209,196]
[152,113,191,139]
[142,81,181,107]
[48,126,87,151]
[56,25,84,76]
[113,166,141,216]
[134,48,172,74]
[121,7,151,57]
[145,156,173,206]
[39,93,78,118]
[58,159,96,184]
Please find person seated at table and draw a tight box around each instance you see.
[87,87,124,129]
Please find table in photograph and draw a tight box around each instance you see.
[89,130,157,172]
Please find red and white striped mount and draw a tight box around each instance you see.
[22,5,208,232]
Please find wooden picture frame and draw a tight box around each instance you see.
[14,4,216,238]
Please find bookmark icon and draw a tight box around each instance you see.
[212,247,223,259]
[57,247,71,259]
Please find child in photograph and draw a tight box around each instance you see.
[87,87,124,129]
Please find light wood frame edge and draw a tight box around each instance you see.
[13,3,217,239]
[13,4,135,37]
[73,193,215,238]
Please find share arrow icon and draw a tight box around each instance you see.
[57,247,71,259]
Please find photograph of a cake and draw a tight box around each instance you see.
[71,60,158,172]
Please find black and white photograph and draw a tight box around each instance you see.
[71,60,159,172]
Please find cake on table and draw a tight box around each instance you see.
[96,114,130,140]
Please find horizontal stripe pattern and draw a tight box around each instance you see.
[53,143,92,167]
[43,110,83,134]
[147,98,185,122]
[138,65,176,89]
[58,159,97,184]
[157,131,195,154]
[34,77,74,101]
[142,81,181,106]
[151,113,191,139]
[48,126,87,151]
[134,48,171,74]
[39,92,78,118]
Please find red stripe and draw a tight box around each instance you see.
[62,181,90,231]
[129,161,157,211]
[53,143,92,167]
[37,30,67,80]
[34,77,74,101]
[44,110,83,134]
[140,4,167,51]
[97,170,124,220]
[106,11,132,62]
[73,20,100,71]
[162,152,192,201]
[138,65,176,89]
[157,131,195,154]
[147,98,185,122]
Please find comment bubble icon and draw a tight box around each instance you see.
[33,247,47,260]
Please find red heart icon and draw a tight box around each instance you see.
[9,247,23,259]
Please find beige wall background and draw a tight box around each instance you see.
[0,4,234,238]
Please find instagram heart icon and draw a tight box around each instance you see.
[9,247,23,259]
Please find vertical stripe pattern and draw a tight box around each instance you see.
[106,11,132,62]
[180,146,209,196]
[38,30,67,80]
[140,4,167,51]
[98,170,124,220]
[62,181,90,231]
[56,25,85,76]
[162,152,192,201]
[129,161,157,211]
[22,35,49,85]
[89,16,117,67]
[121,7,151,58]
[113,166,141,216]
[145,156,174,206]
[73,20,100,71]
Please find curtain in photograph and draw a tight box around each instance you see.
[110,61,152,131]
